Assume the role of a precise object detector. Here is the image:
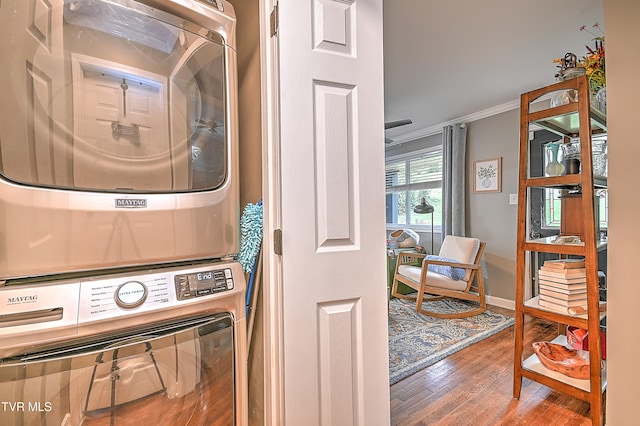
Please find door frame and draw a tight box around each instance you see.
[258,0,285,424]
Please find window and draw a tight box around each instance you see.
[385,146,442,229]
[544,189,563,227]
[543,188,608,230]
[541,135,609,231]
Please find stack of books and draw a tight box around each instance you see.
[538,259,587,313]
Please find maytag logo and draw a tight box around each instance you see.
[115,198,147,208]
[7,295,38,305]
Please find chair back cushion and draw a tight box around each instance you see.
[438,236,481,281]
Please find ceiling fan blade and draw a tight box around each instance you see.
[384,119,412,130]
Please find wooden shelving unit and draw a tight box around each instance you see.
[513,75,607,425]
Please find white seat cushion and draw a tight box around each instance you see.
[397,265,468,292]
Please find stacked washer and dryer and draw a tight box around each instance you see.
[0,1,247,424]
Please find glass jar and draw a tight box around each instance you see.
[558,138,608,177]
[550,67,586,108]
[594,86,607,114]
[592,138,608,178]
[561,139,581,175]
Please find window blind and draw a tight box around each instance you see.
[385,148,442,193]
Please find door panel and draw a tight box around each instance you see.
[74,65,170,190]
[276,1,389,424]
[313,81,357,249]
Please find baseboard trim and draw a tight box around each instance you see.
[487,295,515,311]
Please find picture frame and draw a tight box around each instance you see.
[473,157,502,193]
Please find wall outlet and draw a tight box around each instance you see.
[509,194,518,205]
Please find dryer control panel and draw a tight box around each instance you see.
[174,268,234,300]
[77,261,243,324]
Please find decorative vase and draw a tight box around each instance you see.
[545,142,565,176]
[594,86,607,114]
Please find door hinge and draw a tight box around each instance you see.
[274,229,283,255]
[270,4,278,37]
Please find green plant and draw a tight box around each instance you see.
[477,165,496,180]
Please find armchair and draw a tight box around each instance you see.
[391,235,487,319]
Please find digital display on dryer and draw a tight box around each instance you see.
[174,268,234,300]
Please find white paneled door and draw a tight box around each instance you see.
[273,0,390,424]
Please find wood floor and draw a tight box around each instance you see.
[390,306,596,425]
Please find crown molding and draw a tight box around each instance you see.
[385,98,521,147]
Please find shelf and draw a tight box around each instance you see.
[524,175,607,189]
[524,175,582,188]
[523,297,607,328]
[524,239,585,256]
[528,236,584,246]
[531,108,607,137]
[522,335,607,393]
[524,236,607,254]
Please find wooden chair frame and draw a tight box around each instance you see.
[390,241,487,319]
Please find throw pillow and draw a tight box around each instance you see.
[425,255,465,280]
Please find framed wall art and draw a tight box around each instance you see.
[473,157,502,193]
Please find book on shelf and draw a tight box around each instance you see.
[538,274,586,284]
[539,279,586,292]
[539,292,587,306]
[538,273,586,283]
[542,259,586,270]
[538,297,587,313]
[538,267,586,279]
[539,283,587,295]
[539,286,587,301]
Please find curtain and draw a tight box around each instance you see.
[442,123,467,237]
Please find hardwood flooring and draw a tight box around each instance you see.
[390,306,595,425]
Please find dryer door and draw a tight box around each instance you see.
[0,313,235,426]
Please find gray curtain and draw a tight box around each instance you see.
[442,123,467,237]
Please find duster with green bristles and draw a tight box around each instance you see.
[237,200,263,273]
[237,200,263,341]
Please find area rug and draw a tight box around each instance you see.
[388,297,515,385]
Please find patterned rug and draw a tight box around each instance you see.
[388,297,515,385]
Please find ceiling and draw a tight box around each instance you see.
[383,0,604,146]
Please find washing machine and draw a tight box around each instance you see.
[0,261,247,425]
